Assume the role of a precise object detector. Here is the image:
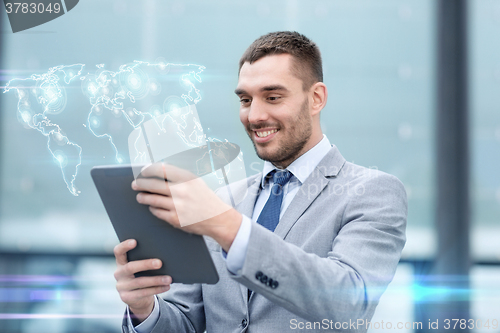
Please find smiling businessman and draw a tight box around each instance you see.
[114,31,407,333]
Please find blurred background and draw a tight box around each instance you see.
[0,0,499,332]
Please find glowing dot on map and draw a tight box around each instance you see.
[91,117,100,128]
[21,112,31,123]
[148,104,162,118]
[129,75,141,88]
[54,151,67,167]
[171,105,180,114]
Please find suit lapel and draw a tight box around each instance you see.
[274,145,346,239]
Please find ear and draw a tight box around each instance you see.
[309,82,328,116]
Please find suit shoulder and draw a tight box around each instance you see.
[338,162,407,199]
[336,163,408,226]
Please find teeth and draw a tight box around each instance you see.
[256,129,278,138]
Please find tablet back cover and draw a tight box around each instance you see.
[91,165,219,284]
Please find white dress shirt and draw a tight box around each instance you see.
[128,135,332,332]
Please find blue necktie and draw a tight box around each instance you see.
[256,169,293,232]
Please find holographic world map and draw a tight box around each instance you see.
[3,60,206,196]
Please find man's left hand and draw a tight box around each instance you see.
[132,162,242,252]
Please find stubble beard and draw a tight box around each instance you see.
[248,98,312,168]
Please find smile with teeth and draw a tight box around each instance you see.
[255,129,278,138]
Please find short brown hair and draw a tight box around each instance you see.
[239,31,323,90]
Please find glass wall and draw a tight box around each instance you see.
[470,0,500,261]
[469,0,500,323]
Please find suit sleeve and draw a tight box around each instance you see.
[121,284,205,333]
[230,173,407,323]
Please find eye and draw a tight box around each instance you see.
[240,98,251,105]
[267,96,281,102]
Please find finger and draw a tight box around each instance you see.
[162,164,197,183]
[133,177,171,196]
[136,192,175,210]
[120,285,171,304]
[149,207,179,227]
[115,258,162,280]
[140,163,152,173]
[114,239,137,266]
[117,275,172,292]
[139,162,165,179]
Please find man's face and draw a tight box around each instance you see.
[235,54,313,168]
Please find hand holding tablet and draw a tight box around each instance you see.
[132,162,243,252]
[113,238,171,323]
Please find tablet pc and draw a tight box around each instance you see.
[91,165,219,284]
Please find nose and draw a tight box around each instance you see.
[246,99,269,124]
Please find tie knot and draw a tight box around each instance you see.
[272,169,293,186]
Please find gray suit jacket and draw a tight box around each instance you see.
[122,145,407,333]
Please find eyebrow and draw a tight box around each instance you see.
[234,88,247,95]
[234,85,289,96]
[261,85,288,92]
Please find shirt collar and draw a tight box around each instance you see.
[261,135,332,187]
